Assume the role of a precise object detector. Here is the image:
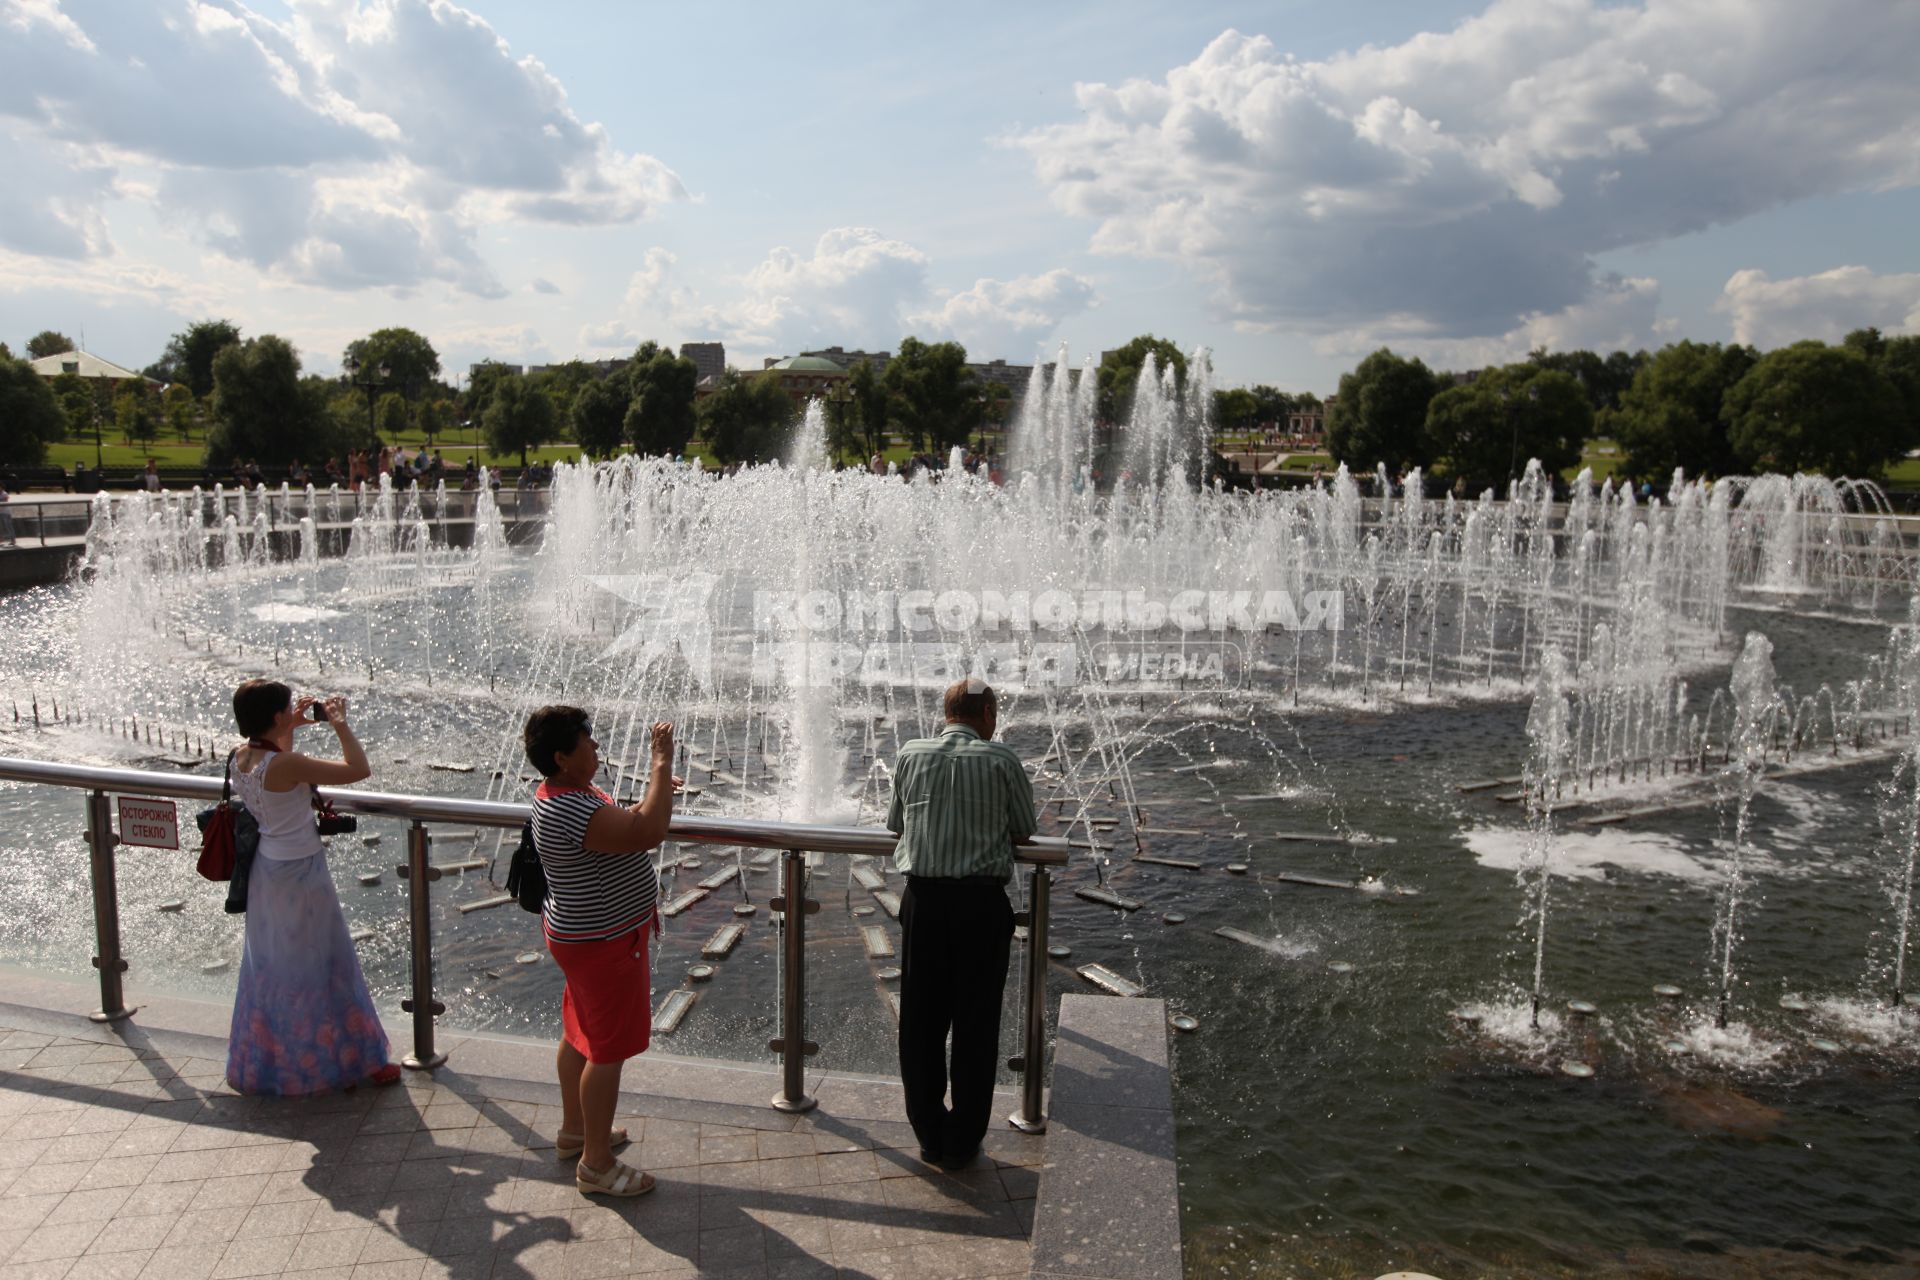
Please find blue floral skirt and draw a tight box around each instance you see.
[226,853,391,1096]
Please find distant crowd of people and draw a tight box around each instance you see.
[864,449,1006,484]
[204,448,559,495]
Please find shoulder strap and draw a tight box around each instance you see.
[222,749,236,805]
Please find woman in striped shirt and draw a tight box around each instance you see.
[524,706,677,1198]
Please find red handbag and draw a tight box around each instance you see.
[195,751,242,881]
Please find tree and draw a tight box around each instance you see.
[1607,341,1756,483]
[26,330,74,360]
[114,382,159,447]
[1097,335,1187,424]
[1248,385,1295,431]
[569,375,629,458]
[51,371,101,447]
[884,337,979,452]
[417,397,451,446]
[1426,363,1590,493]
[1845,327,1920,445]
[699,370,795,465]
[0,355,68,466]
[1212,388,1259,437]
[208,335,333,468]
[463,360,515,423]
[1326,348,1442,472]
[848,358,891,459]
[1723,341,1907,476]
[977,381,1012,444]
[822,391,864,464]
[316,379,369,455]
[531,360,594,428]
[376,391,411,441]
[343,328,441,400]
[1527,347,1645,415]
[146,319,241,399]
[623,343,699,457]
[1602,351,1648,411]
[482,375,557,468]
[163,383,196,442]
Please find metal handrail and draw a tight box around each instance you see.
[0,499,89,548]
[0,753,1064,1129]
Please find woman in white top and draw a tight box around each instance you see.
[226,679,398,1095]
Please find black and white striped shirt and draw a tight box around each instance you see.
[532,783,659,943]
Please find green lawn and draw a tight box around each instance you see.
[46,440,209,470]
[45,430,1910,490]
[42,438,588,476]
[1880,457,1920,486]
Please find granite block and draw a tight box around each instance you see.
[1025,997,1181,1280]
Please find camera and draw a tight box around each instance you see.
[309,701,330,722]
[315,803,356,837]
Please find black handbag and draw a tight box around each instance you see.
[504,820,545,913]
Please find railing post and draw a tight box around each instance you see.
[769,847,817,1113]
[1009,864,1050,1133]
[84,789,131,1023]
[398,820,447,1070]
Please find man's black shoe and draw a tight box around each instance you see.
[918,1147,943,1165]
[936,1146,980,1171]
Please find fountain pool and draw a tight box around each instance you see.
[2,359,1918,1276]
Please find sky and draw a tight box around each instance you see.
[2,0,1918,395]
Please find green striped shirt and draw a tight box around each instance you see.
[886,724,1038,880]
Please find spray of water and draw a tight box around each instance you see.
[1522,647,1575,1028]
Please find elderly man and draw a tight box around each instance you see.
[886,677,1037,1170]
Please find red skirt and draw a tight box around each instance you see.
[547,923,652,1064]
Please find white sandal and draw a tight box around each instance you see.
[577,1158,655,1198]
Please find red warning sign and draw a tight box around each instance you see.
[117,797,180,850]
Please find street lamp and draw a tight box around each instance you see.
[343,354,391,434]
[1502,382,1541,485]
[342,354,390,489]
[824,382,855,465]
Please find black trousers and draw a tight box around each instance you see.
[897,877,1014,1161]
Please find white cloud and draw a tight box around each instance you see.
[577,248,685,350]
[437,321,550,374]
[0,0,685,294]
[1315,274,1671,369]
[1017,1,1920,343]
[910,269,1097,359]
[0,244,228,314]
[717,228,931,352]
[0,126,114,258]
[1717,266,1920,348]
[573,232,1094,363]
[662,229,1092,361]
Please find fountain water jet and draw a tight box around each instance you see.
[1522,647,1575,1028]
[1712,633,1785,1028]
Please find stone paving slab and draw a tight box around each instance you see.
[0,990,1042,1280]
[1027,997,1180,1280]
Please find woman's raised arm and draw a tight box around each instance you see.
[583,721,676,855]
[267,697,371,789]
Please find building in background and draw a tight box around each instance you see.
[29,349,162,389]
[1287,397,1331,438]
[680,342,725,384]
[761,355,849,406]
[801,346,889,375]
